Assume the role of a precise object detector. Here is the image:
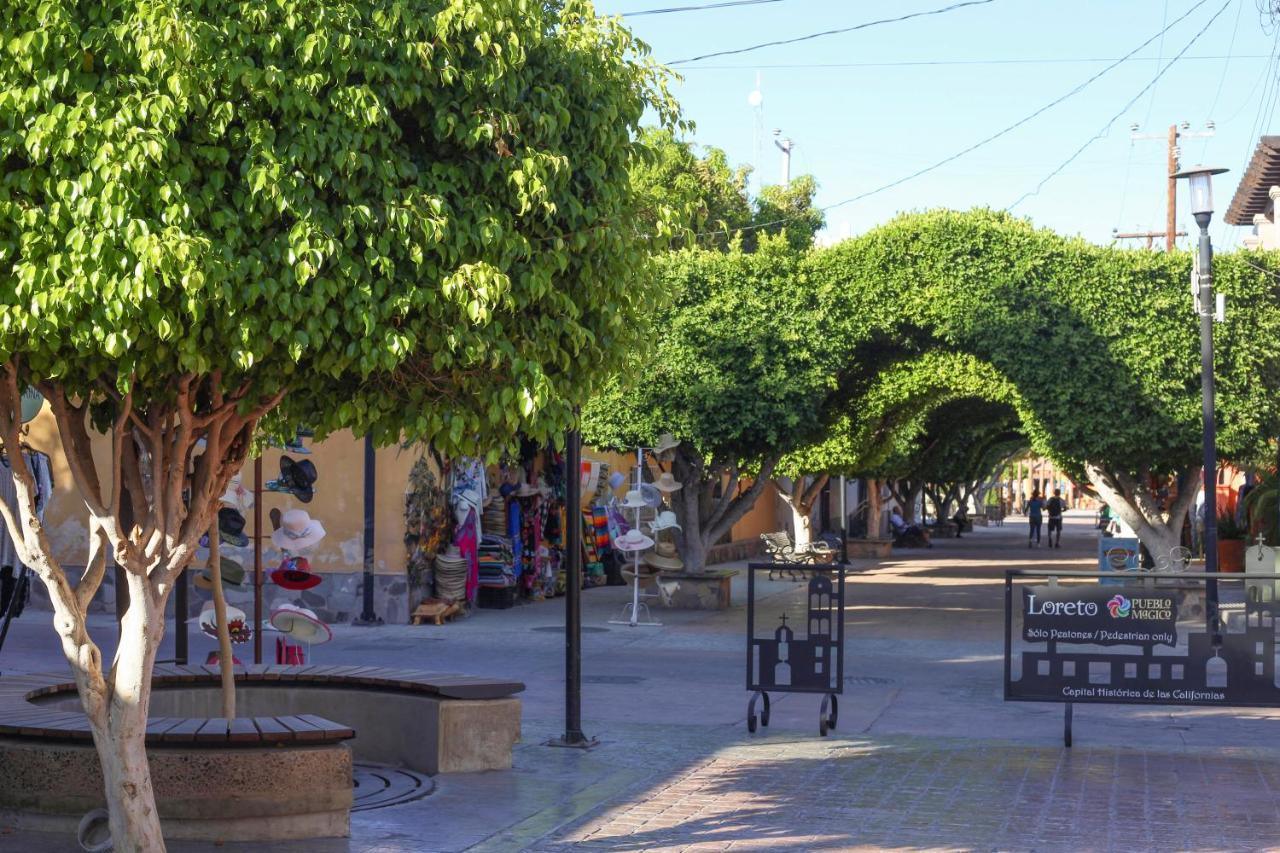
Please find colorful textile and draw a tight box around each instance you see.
[454,506,479,601]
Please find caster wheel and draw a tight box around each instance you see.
[748,713,757,733]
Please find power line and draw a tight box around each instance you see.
[1007,0,1232,212]
[622,0,788,15]
[1142,0,1173,130]
[667,0,996,66]
[690,0,1216,240]
[678,54,1271,70]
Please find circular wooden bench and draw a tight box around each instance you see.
[0,665,525,842]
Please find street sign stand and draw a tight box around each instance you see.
[746,561,845,736]
[1006,568,1280,747]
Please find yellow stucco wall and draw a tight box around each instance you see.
[21,415,779,580]
[26,412,416,577]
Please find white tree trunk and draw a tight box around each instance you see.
[88,569,167,852]
[1085,462,1197,569]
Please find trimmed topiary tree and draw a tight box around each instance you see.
[0,0,675,847]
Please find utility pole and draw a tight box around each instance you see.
[1129,121,1214,250]
[773,130,793,187]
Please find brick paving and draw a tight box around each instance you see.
[532,736,1280,852]
[9,514,1280,852]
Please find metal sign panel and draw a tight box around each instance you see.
[1006,570,1280,709]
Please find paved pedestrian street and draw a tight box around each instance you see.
[5,513,1280,852]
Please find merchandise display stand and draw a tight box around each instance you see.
[609,447,661,628]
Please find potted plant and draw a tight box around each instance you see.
[1217,511,1248,572]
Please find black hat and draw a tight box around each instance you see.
[279,456,317,503]
[218,507,249,547]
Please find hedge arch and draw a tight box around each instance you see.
[808,208,1280,559]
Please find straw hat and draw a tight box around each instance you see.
[219,474,254,513]
[614,529,654,552]
[271,509,326,551]
[644,550,684,571]
[515,481,540,497]
[654,472,683,493]
[652,433,680,455]
[193,556,246,591]
[620,489,647,509]
[270,603,332,645]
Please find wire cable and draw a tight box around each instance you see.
[679,54,1270,70]
[686,0,1215,241]
[1142,0,1173,130]
[1007,0,1232,212]
[667,0,996,66]
[623,0,789,14]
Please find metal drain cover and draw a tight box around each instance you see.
[532,626,610,633]
[583,675,645,685]
[352,763,435,812]
[845,676,894,686]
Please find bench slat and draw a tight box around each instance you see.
[275,715,327,741]
[194,718,229,743]
[252,717,294,742]
[227,717,260,743]
[160,718,206,742]
[296,713,354,739]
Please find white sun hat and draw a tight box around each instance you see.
[614,529,655,552]
[647,510,682,533]
[620,489,648,509]
[271,509,326,551]
[270,603,332,645]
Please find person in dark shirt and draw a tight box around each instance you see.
[1046,488,1066,548]
[1026,491,1044,548]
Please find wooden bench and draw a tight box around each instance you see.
[0,665,525,842]
[0,665,522,748]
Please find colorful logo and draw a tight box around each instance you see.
[1107,594,1131,618]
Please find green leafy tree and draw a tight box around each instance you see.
[809,209,1280,560]
[582,238,836,571]
[751,174,824,251]
[629,127,752,251]
[0,0,675,847]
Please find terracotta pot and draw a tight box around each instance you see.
[1218,538,1246,573]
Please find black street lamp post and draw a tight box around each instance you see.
[1173,164,1228,633]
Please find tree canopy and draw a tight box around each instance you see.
[806,209,1280,554]
[1,1,677,847]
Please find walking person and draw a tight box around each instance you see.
[1026,490,1044,548]
[1046,489,1066,548]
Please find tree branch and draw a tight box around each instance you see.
[705,456,778,545]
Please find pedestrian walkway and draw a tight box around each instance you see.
[4,512,1280,852]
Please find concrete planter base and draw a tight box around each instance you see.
[657,569,739,610]
[845,538,893,558]
[0,737,351,841]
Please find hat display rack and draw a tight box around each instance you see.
[608,446,662,628]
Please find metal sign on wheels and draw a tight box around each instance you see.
[745,561,845,736]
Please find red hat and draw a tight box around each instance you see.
[271,556,322,590]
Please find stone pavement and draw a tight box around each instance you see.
[4,512,1280,852]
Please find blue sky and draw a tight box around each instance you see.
[595,0,1280,247]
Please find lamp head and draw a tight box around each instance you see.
[1172,165,1228,219]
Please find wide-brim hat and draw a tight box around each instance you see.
[218,507,250,547]
[644,552,684,571]
[652,433,680,455]
[19,387,44,424]
[270,603,332,645]
[272,509,326,551]
[219,474,254,513]
[648,510,682,533]
[655,541,678,559]
[620,490,647,509]
[654,472,683,493]
[614,529,654,552]
[271,556,321,590]
[280,455,318,489]
[194,556,246,591]
[199,604,247,636]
